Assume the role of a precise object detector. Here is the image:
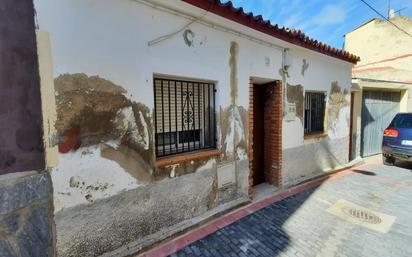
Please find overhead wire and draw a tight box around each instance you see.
[359,0,412,38]
[147,8,210,47]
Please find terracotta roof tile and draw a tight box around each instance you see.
[182,0,360,64]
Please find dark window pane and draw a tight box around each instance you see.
[156,132,176,146]
[391,114,412,128]
[179,130,200,144]
[304,92,325,134]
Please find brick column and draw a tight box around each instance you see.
[248,79,255,196]
[272,80,283,186]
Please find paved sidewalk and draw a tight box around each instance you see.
[165,159,412,257]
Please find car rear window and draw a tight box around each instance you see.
[390,114,412,128]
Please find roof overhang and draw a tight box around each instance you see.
[182,0,360,64]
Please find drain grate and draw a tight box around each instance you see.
[342,207,382,224]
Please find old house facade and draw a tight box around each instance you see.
[30,0,358,256]
[345,16,412,158]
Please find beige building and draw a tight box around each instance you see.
[345,16,412,158]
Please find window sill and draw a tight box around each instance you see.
[156,149,221,168]
[304,132,328,141]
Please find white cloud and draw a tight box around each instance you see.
[293,4,347,30]
[284,13,304,28]
[311,5,347,26]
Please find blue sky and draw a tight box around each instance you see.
[225,0,412,48]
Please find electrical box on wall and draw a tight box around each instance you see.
[285,103,297,121]
[217,163,236,188]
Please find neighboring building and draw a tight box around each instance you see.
[32,0,358,256]
[345,16,412,158]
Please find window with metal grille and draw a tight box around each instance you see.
[304,92,325,134]
[154,78,216,157]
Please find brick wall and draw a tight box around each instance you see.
[263,81,283,186]
[248,79,254,196]
[248,80,283,196]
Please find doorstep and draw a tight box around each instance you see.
[136,160,363,257]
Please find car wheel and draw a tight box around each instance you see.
[383,156,395,166]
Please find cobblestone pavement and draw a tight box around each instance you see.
[171,158,412,257]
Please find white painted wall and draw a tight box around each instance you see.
[34,0,353,212]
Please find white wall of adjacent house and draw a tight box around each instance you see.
[34,0,353,212]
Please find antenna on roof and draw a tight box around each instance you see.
[387,0,391,19]
[395,7,408,16]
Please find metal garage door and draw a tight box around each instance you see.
[361,90,400,157]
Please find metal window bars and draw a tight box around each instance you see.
[154,78,216,157]
[304,92,325,134]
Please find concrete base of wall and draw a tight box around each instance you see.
[102,196,250,257]
[282,137,350,187]
[55,162,249,257]
[0,172,54,257]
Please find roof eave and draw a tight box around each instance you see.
[182,0,360,64]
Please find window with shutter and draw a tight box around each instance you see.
[154,78,217,157]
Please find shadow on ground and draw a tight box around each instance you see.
[170,187,319,257]
[351,169,376,176]
[394,160,412,170]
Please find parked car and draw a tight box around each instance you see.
[382,113,412,165]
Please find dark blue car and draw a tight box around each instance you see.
[382,113,412,165]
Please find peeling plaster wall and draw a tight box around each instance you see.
[282,46,352,186]
[282,136,349,187]
[33,0,354,256]
[55,165,216,257]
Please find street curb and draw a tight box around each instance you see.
[137,165,359,257]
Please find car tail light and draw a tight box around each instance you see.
[384,128,398,138]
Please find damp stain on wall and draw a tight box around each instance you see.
[229,41,239,105]
[220,41,248,161]
[301,59,309,76]
[155,156,213,180]
[219,105,248,162]
[68,176,112,203]
[328,81,349,123]
[54,73,155,180]
[286,84,304,122]
[183,29,195,47]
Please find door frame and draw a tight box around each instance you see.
[349,92,354,161]
[248,78,283,196]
